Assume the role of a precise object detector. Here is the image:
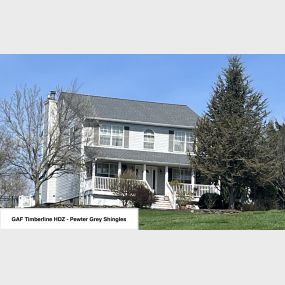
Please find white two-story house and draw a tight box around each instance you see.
[41,92,219,209]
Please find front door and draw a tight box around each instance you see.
[146,166,158,194]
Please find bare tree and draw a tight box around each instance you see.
[0,84,89,206]
[0,130,27,203]
[0,175,27,199]
[0,130,13,176]
[110,170,139,207]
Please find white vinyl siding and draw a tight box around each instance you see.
[128,125,168,152]
[93,122,193,153]
[100,124,123,147]
[55,173,80,202]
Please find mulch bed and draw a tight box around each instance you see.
[182,209,241,214]
[36,204,122,208]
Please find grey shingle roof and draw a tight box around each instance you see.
[85,146,190,166]
[61,92,199,127]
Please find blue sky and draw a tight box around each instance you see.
[0,54,284,122]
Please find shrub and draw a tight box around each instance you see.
[251,185,278,210]
[198,193,223,209]
[133,184,155,208]
[176,188,193,210]
[110,170,138,207]
[242,203,257,211]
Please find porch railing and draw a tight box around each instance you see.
[95,176,118,191]
[87,176,153,193]
[172,183,220,197]
[165,182,176,209]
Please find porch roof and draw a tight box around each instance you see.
[85,146,190,166]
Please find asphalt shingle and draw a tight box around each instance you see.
[61,92,199,127]
[85,146,190,166]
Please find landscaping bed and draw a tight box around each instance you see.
[182,209,241,214]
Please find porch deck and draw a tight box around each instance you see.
[84,176,220,209]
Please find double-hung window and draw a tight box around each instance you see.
[174,130,194,152]
[186,132,194,152]
[144,129,154,149]
[100,124,111,145]
[100,124,123,147]
[111,125,123,146]
[174,131,185,152]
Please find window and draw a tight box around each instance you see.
[69,126,76,146]
[174,131,185,152]
[174,130,194,152]
[96,163,118,177]
[86,161,92,178]
[100,124,111,145]
[186,132,194,152]
[144,129,154,149]
[172,168,191,183]
[111,125,123,146]
[99,124,123,147]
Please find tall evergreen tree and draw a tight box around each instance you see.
[277,123,285,206]
[192,56,268,209]
[267,122,285,207]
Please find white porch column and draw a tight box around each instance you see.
[143,164,147,181]
[118,161,122,177]
[91,160,96,192]
[191,169,195,188]
[218,176,221,191]
[89,194,93,205]
[165,166,169,186]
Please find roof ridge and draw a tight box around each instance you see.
[61,91,189,107]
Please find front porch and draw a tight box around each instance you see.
[82,160,220,209]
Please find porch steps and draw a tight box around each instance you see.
[151,195,173,210]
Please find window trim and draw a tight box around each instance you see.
[99,124,124,147]
[172,167,192,183]
[173,130,194,153]
[96,162,118,177]
[143,129,155,150]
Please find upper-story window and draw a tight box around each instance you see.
[174,130,194,152]
[144,129,154,149]
[100,124,123,147]
[69,126,76,146]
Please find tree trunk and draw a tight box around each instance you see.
[229,188,235,209]
[34,182,40,207]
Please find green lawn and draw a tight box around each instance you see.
[139,209,285,230]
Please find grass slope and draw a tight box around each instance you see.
[139,209,285,230]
